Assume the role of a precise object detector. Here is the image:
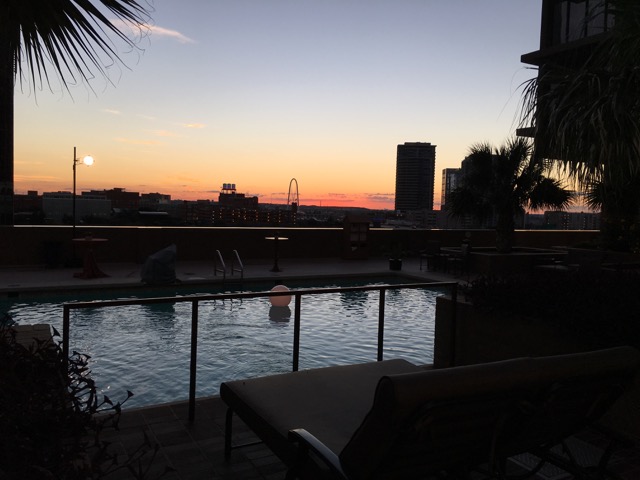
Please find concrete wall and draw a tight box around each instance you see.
[0,226,600,267]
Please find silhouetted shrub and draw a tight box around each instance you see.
[0,324,170,479]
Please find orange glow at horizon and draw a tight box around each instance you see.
[14,176,410,211]
[14,137,445,211]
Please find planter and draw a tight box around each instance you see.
[434,296,586,368]
[389,258,402,271]
[454,247,566,275]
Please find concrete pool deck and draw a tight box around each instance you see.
[2,258,638,479]
[0,256,459,295]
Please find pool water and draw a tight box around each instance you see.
[2,278,445,409]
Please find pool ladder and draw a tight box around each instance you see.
[214,250,244,280]
[230,250,244,279]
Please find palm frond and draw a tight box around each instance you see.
[528,178,574,212]
[3,0,151,90]
[448,137,572,239]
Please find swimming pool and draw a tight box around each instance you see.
[2,277,447,409]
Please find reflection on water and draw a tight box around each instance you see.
[339,289,370,310]
[141,302,176,315]
[0,281,444,409]
[269,305,291,322]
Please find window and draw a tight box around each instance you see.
[551,0,612,45]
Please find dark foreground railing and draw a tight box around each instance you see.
[62,281,457,421]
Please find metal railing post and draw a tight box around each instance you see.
[377,288,386,362]
[449,283,458,367]
[188,300,199,422]
[293,293,301,372]
[63,305,70,371]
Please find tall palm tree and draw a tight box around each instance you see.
[0,0,151,225]
[519,0,640,250]
[446,137,574,253]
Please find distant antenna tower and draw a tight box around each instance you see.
[287,178,299,213]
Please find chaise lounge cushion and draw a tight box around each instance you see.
[220,358,425,463]
[222,347,639,480]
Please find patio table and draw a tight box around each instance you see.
[72,237,109,279]
[265,233,288,272]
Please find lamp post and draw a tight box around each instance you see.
[72,146,94,238]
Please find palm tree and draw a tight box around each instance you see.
[584,170,640,251]
[519,0,640,250]
[0,0,151,225]
[446,137,574,253]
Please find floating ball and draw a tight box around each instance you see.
[270,285,291,307]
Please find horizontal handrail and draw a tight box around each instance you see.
[62,282,453,309]
[62,281,457,421]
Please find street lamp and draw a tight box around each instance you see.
[72,146,94,238]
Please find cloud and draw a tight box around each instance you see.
[163,173,205,183]
[111,19,195,44]
[149,25,196,44]
[103,108,121,115]
[182,123,206,129]
[152,130,179,137]
[15,161,46,166]
[115,138,164,146]
[320,195,356,204]
[15,174,60,182]
[366,193,395,203]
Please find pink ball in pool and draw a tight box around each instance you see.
[269,285,291,307]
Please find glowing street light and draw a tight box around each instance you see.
[73,146,94,238]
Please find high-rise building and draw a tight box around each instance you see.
[440,168,460,209]
[394,142,436,213]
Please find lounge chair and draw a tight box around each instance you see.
[419,240,444,271]
[220,346,639,479]
[447,241,472,277]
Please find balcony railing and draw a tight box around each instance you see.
[62,281,458,421]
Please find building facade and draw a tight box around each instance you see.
[440,168,460,210]
[544,210,601,230]
[89,188,140,210]
[528,0,613,55]
[394,142,436,213]
[42,191,111,224]
[519,0,615,138]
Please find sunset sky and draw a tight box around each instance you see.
[14,1,542,210]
